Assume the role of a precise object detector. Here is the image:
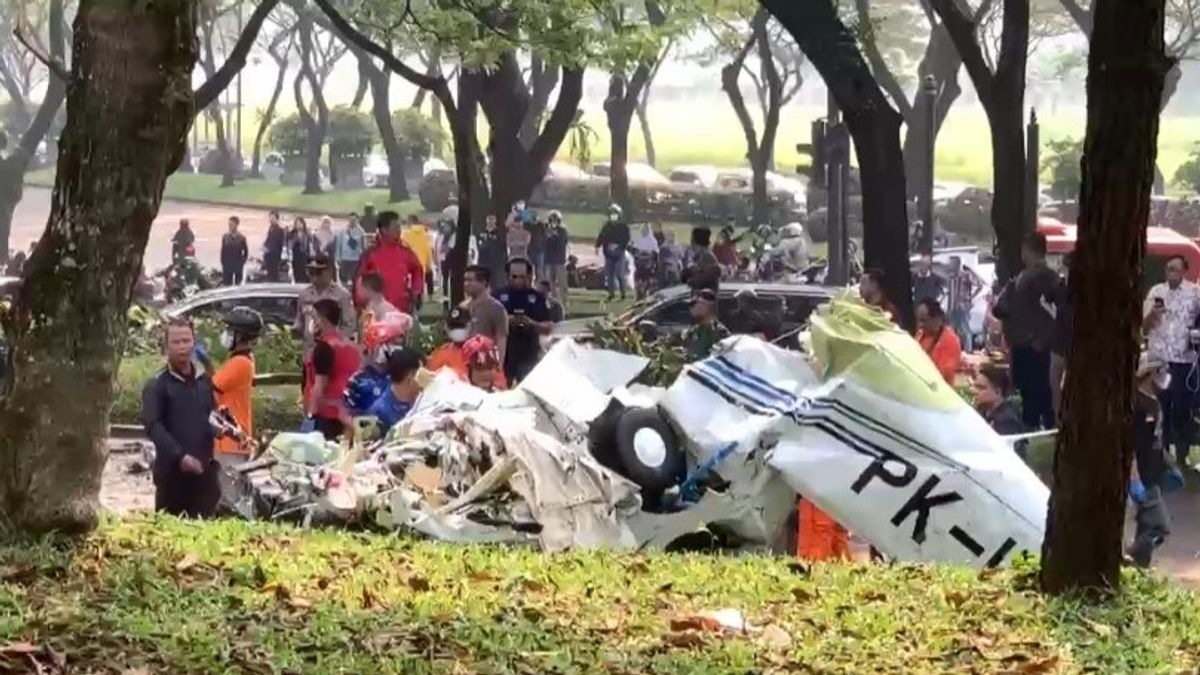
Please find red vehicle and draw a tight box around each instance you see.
[1038,217,1200,287]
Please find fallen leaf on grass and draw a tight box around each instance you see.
[1019,656,1060,673]
[408,576,431,592]
[791,587,816,602]
[174,554,199,573]
[759,625,792,649]
[0,643,41,656]
[469,571,501,584]
[519,578,547,593]
[664,632,708,649]
[0,566,36,585]
[670,609,748,633]
[628,560,650,575]
[1083,619,1115,637]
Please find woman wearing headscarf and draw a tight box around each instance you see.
[631,222,660,299]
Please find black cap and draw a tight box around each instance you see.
[447,305,470,329]
[692,289,718,304]
[307,252,332,270]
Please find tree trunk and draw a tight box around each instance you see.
[251,55,288,178]
[0,157,29,262]
[0,0,199,533]
[750,150,771,225]
[988,101,1027,281]
[1041,0,1171,594]
[519,55,560,150]
[199,15,235,188]
[636,98,657,168]
[605,75,637,217]
[762,0,913,328]
[479,54,584,217]
[365,64,409,203]
[295,14,327,196]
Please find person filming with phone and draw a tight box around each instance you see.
[1144,254,1200,468]
[495,257,553,384]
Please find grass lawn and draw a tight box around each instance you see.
[2,516,1198,673]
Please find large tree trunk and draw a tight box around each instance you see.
[251,53,288,178]
[200,15,235,188]
[519,54,560,150]
[763,0,913,328]
[295,13,327,196]
[604,74,638,217]
[367,66,409,203]
[479,53,583,217]
[930,0,1029,282]
[1041,0,1171,594]
[0,0,199,533]
[987,102,1027,280]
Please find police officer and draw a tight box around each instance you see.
[495,257,554,384]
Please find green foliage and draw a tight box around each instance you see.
[390,108,446,164]
[329,105,376,159]
[566,111,599,169]
[3,517,1200,672]
[1174,144,1200,194]
[589,323,686,386]
[267,112,307,157]
[1042,137,1083,201]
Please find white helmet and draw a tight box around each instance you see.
[780,222,805,239]
[608,203,623,216]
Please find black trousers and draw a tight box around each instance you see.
[1011,344,1054,430]
[155,468,220,518]
[1158,361,1196,465]
[222,265,244,286]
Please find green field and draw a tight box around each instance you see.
[2,516,1198,673]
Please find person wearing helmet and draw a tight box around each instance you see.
[462,335,505,392]
[775,222,811,273]
[344,313,413,419]
[368,347,424,434]
[427,307,509,388]
[595,204,631,301]
[210,306,264,465]
[543,211,570,306]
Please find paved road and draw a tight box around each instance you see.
[13,187,290,271]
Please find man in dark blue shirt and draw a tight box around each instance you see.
[495,257,554,384]
[368,347,423,433]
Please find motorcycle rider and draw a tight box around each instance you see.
[204,307,264,466]
[774,222,811,274]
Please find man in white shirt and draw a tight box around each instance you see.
[1143,254,1200,466]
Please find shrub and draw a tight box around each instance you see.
[328,106,375,159]
[267,113,307,158]
[1042,137,1083,201]
[1174,144,1200,194]
[391,109,446,165]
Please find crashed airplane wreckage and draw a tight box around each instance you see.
[219,296,1049,567]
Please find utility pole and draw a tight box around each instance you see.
[1025,108,1040,233]
[825,89,851,286]
[921,75,938,255]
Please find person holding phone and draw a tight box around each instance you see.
[1143,254,1200,467]
[495,257,554,384]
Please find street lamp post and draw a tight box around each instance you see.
[921,75,938,255]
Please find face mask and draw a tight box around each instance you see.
[609,214,618,222]
[449,328,469,344]
[220,330,235,351]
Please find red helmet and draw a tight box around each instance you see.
[364,313,413,351]
[462,335,498,367]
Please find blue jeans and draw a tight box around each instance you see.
[950,308,972,349]
[604,254,626,296]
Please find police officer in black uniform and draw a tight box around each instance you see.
[495,257,554,384]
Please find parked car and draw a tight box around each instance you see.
[554,282,834,342]
[668,165,720,188]
[362,154,390,188]
[163,283,305,327]
[714,169,808,210]
[591,162,671,185]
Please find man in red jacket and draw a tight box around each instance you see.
[355,210,424,314]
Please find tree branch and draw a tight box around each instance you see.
[16,0,65,158]
[1058,0,1093,34]
[311,0,446,92]
[855,0,914,118]
[928,0,996,103]
[722,11,767,159]
[12,21,67,81]
[194,0,281,111]
[528,66,584,172]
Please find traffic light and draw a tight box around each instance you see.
[796,119,827,188]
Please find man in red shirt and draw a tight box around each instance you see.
[354,210,425,314]
[302,299,363,440]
